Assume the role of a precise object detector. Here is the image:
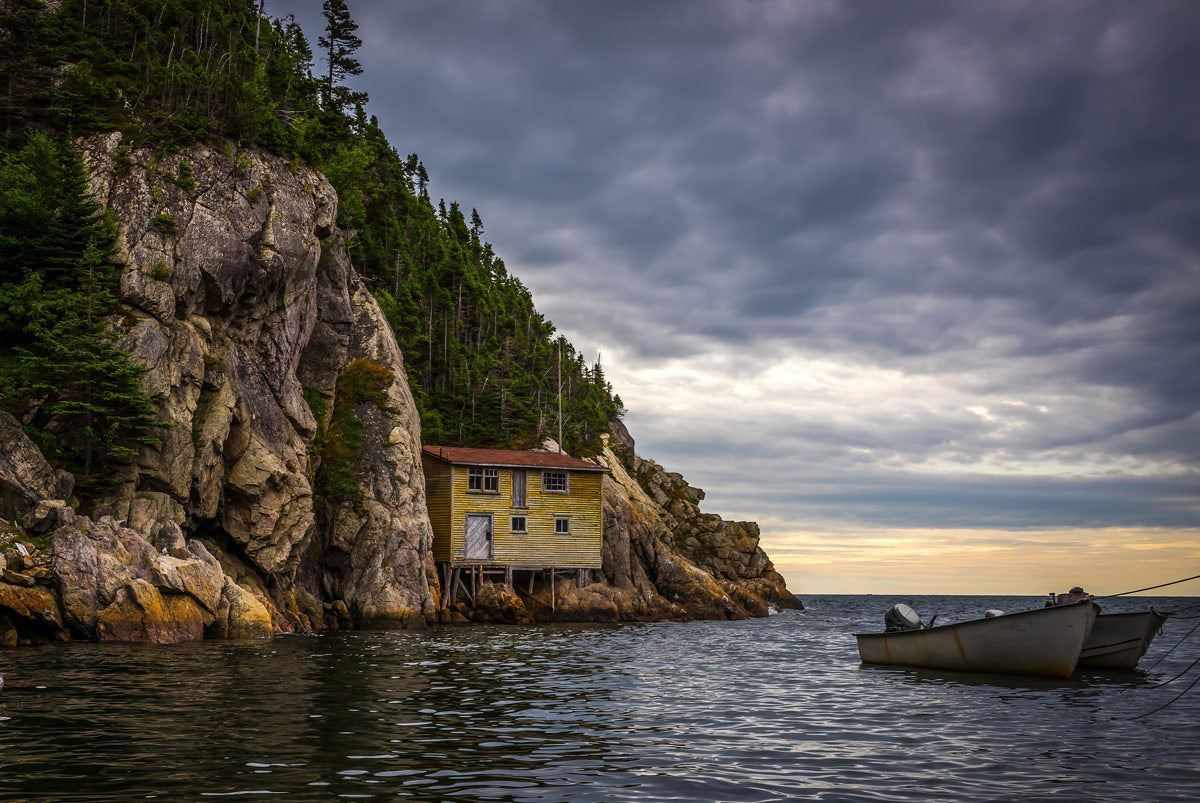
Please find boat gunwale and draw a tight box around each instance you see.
[1090,609,1168,622]
[852,599,1093,640]
[1076,608,1169,669]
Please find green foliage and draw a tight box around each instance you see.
[332,120,625,454]
[315,359,392,505]
[302,385,328,464]
[2,0,328,157]
[302,385,328,424]
[0,133,165,495]
[318,0,367,119]
[173,160,195,191]
[2,0,625,466]
[151,212,176,233]
[148,259,171,280]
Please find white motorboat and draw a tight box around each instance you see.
[1077,609,1168,669]
[855,600,1097,678]
[1047,588,1168,669]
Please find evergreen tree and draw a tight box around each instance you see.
[318,0,368,116]
[0,0,49,141]
[0,133,162,489]
[0,0,625,460]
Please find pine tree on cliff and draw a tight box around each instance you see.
[0,134,162,487]
[319,0,369,117]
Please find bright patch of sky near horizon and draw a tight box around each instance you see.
[270,0,1199,595]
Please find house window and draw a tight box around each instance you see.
[512,470,527,508]
[511,515,527,534]
[543,470,569,494]
[469,467,498,492]
[554,516,570,535]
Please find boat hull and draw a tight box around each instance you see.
[1078,610,1168,669]
[855,601,1096,678]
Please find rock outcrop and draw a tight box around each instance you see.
[0,412,73,523]
[2,133,436,644]
[52,517,225,643]
[0,132,798,646]
[482,431,800,624]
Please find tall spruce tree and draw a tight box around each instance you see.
[0,133,162,488]
[318,0,368,116]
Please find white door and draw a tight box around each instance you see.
[464,514,493,560]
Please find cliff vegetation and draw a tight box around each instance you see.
[2,0,622,458]
[0,0,799,646]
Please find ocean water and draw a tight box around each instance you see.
[1,594,1198,802]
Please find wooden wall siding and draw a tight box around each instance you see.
[422,455,454,562]
[431,464,604,569]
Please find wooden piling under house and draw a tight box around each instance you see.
[421,445,610,612]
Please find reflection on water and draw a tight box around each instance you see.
[0,595,1196,801]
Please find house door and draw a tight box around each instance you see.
[464,514,493,560]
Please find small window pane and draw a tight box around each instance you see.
[554,516,570,534]
[469,466,498,492]
[511,516,527,533]
[543,471,568,493]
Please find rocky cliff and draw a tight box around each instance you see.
[0,135,798,646]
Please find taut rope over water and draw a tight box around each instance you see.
[1121,576,1200,718]
[1143,617,1200,672]
[1097,573,1200,598]
[1130,672,1200,720]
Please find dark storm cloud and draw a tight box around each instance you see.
[665,447,1200,531]
[270,0,1200,533]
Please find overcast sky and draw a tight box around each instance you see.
[271,0,1199,595]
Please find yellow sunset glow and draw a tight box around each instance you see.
[765,525,1200,596]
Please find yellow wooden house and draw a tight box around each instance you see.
[422,446,609,607]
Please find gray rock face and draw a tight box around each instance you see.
[591,436,801,621]
[0,412,72,521]
[62,133,436,635]
[623,445,801,617]
[297,249,437,629]
[22,499,76,535]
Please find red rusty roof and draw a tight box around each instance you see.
[421,445,608,472]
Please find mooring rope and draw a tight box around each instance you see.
[1131,671,1200,720]
[1142,653,1200,690]
[1142,617,1200,672]
[1097,573,1200,598]
[1126,595,1200,718]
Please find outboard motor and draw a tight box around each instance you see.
[884,603,923,632]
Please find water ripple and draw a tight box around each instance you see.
[0,595,1197,800]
